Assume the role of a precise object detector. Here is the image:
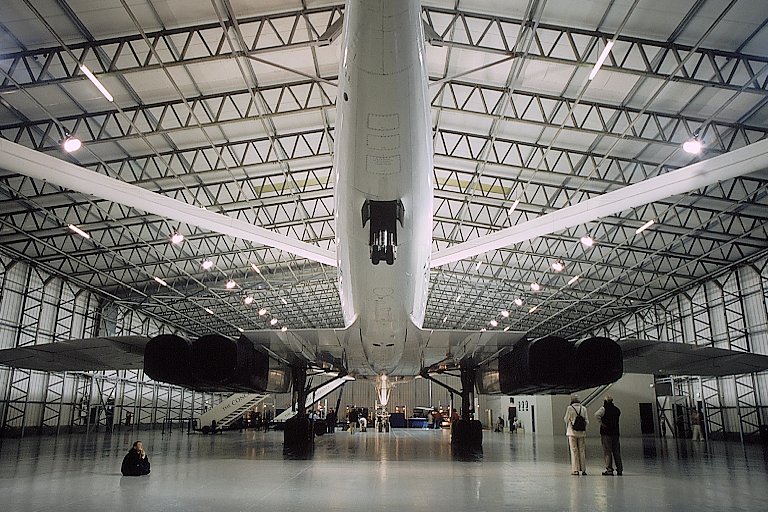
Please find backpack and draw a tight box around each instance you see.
[572,405,586,431]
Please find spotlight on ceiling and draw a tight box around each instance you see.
[270,318,278,326]
[62,136,82,153]
[530,282,541,292]
[258,308,267,316]
[500,310,510,318]
[552,259,565,272]
[489,319,498,327]
[201,259,213,270]
[237,327,244,333]
[244,296,254,305]
[225,279,237,289]
[281,326,288,332]
[580,234,594,247]
[170,232,184,245]
[683,138,703,155]
[513,298,524,307]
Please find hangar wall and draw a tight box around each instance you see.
[1,253,767,440]
[0,256,225,437]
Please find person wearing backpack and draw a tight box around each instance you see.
[564,395,589,475]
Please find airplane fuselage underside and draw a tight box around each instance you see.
[335,0,433,375]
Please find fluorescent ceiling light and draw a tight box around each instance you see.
[567,275,580,286]
[67,224,90,239]
[507,199,520,216]
[513,298,524,307]
[503,326,510,332]
[62,136,82,153]
[588,40,615,80]
[280,297,288,305]
[79,64,114,102]
[154,276,168,287]
[204,307,214,315]
[528,306,539,313]
[251,263,262,274]
[442,315,448,323]
[201,259,213,270]
[343,375,356,381]
[683,139,703,154]
[580,234,594,247]
[237,327,244,333]
[635,219,655,234]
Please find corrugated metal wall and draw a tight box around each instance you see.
[0,258,224,437]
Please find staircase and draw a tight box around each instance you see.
[199,393,270,431]
[274,378,348,422]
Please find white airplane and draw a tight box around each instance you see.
[2,0,768,450]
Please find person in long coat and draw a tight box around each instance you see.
[121,440,150,476]
[564,395,589,475]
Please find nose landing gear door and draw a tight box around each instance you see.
[362,200,404,265]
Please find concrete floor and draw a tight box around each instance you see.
[2,427,768,511]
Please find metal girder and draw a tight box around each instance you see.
[433,81,768,153]
[431,138,768,268]
[0,139,337,266]
[423,6,768,94]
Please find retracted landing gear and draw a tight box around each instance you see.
[362,200,404,265]
[283,366,313,457]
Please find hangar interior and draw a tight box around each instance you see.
[0,0,767,449]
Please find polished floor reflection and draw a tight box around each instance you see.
[2,428,768,511]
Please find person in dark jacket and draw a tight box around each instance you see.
[594,395,622,476]
[121,440,151,476]
[326,408,337,433]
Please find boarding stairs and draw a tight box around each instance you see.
[274,378,348,422]
[199,393,270,430]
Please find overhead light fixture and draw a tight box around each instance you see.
[237,327,244,333]
[67,224,90,239]
[258,308,267,316]
[170,232,184,245]
[580,234,594,247]
[79,64,114,102]
[244,296,254,305]
[567,275,580,286]
[154,276,168,287]
[588,40,615,80]
[489,319,498,327]
[635,219,655,234]
[551,259,565,272]
[201,259,213,270]
[528,305,539,313]
[204,307,214,315]
[500,310,510,318]
[513,298,524,307]
[280,297,288,305]
[481,328,487,332]
[507,199,520,216]
[455,294,462,302]
[281,326,287,332]
[343,375,356,381]
[251,263,262,275]
[683,138,703,155]
[530,282,541,292]
[503,326,510,332]
[225,279,237,289]
[442,315,448,323]
[270,318,278,326]
[475,261,481,272]
[62,136,82,153]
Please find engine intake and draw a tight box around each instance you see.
[476,336,623,395]
[144,333,291,393]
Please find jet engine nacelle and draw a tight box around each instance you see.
[476,336,623,395]
[144,334,291,393]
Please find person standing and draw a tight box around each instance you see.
[326,408,337,433]
[121,440,150,476]
[564,395,589,476]
[691,409,704,441]
[595,395,623,476]
[348,408,358,434]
